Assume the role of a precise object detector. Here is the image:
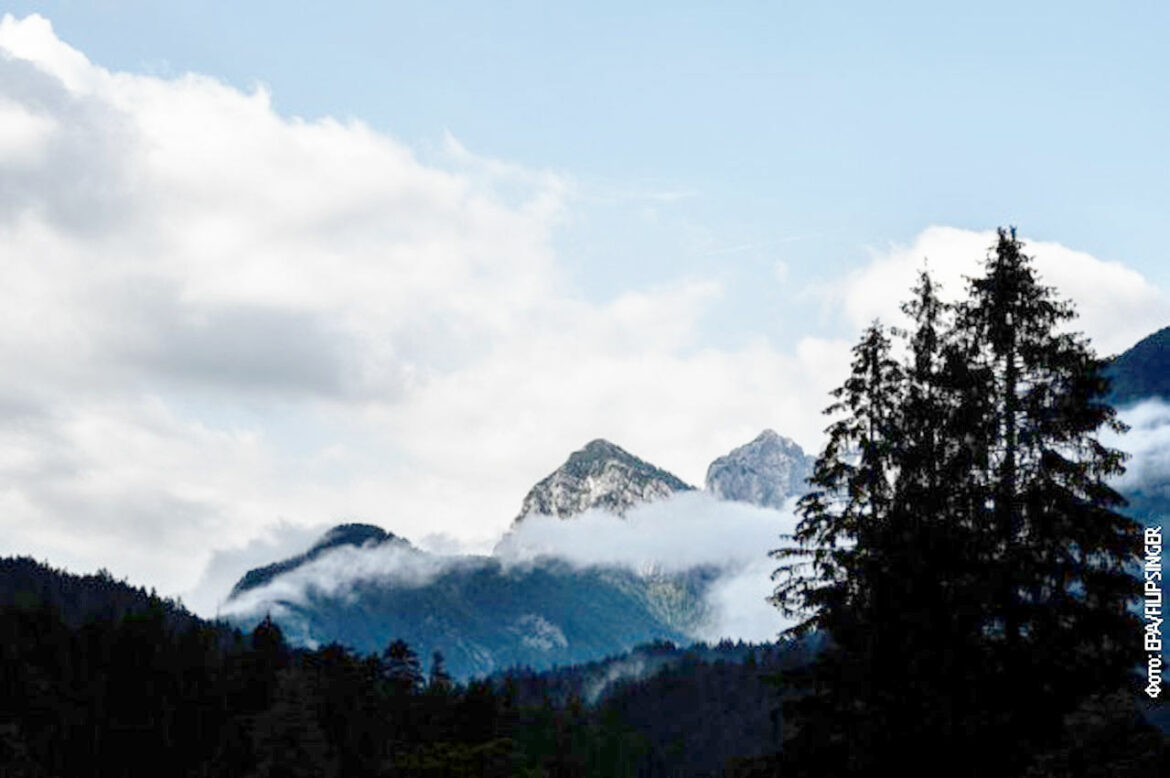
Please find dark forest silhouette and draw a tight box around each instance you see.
[1,554,820,776]
[771,228,1161,776]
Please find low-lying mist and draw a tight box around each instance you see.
[1108,400,1170,500]
[217,541,459,622]
[496,492,798,642]
[215,491,799,644]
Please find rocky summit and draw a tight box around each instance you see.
[705,429,813,510]
[514,439,695,523]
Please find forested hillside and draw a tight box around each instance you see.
[1,555,802,776]
[3,554,1165,776]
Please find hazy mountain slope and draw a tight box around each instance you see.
[1106,326,1170,408]
[224,545,716,680]
[1105,326,1170,524]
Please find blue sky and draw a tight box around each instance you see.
[14,2,1170,321]
[0,4,1166,614]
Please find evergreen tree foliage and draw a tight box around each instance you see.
[249,668,339,778]
[0,552,1161,776]
[383,637,424,695]
[429,650,453,693]
[771,228,1145,776]
[250,614,287,667]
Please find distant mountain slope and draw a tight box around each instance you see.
[230,523,407,598]
[514,439,694,523]
[1106,326,1170,407]
[706,429,813,509]
[222,432,817,679]
[222,439,717,681]
[223,534,716,679]
[1099,325,1170,524]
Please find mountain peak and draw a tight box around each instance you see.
[582,438,622,453]
[574,438,638,464]
[229,523,407,599]
[309,523,393,553]
[514,439,694,523]
[705,430,813,509]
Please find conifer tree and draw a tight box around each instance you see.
[770,320,907,774]
[428,650,453,693]
[382,638,423,695]
[771,228,1144,776]
[771,320,903,638]
[952,228,1142,766]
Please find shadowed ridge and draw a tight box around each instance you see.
[228,523,407,599]
[1105,325,1170,407]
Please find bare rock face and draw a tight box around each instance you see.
[515,439,695,523]
[704,430,813,510]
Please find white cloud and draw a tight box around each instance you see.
[1106,400,1170,497]
[0,14,835,611]
[0,98,56,164]
[218,540,457,621]
[0,13,568,595]
[497,491,798,642]
[838,225,1166,356]
[183,520,332,617]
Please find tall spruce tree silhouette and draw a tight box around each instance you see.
[771,228,1143,777]
[955,227,1142,770]
[382,638,424,695]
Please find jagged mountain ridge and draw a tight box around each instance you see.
[705,429,813,509]
[514,438,695,523]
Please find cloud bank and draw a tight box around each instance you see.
[497,492,798,642]
[836,226,1166,357]
[1107,401,1170,503]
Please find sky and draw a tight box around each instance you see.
[0,4,1167,619]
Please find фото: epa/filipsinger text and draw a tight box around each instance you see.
[1144,526,1163,700]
